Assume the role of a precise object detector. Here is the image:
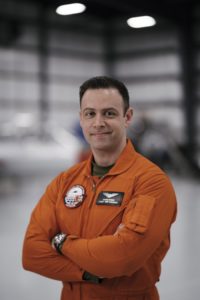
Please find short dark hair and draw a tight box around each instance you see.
[79,76,130,113]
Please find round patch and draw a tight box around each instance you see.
[64,185,85,208]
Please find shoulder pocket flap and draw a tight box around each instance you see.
[126,195,156,234]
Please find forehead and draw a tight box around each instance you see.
[81,88,124,110]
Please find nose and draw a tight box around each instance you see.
[93,113,105,128]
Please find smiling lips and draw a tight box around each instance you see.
[90,131,112,136]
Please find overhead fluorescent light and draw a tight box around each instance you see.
[56,3,86,16]
[127,16,156,28]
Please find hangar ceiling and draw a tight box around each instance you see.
[26,0,198,23]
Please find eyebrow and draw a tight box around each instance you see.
[82,107,118,112]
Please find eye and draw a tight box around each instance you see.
[83,110,95,119]
[104,110,117,118]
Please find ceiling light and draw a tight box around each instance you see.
[127,16,156,28]
[56,3,86,16]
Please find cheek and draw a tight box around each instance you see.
[114,119,126,129]
[80,118,87,129]
[81,123,90,135]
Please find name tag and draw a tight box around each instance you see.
[96,191,124,206]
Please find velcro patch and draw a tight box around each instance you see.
[96,191,124,206]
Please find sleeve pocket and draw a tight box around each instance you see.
[125,195,156,234]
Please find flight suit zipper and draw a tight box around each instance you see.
[87,175,107,208]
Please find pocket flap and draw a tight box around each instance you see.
[126,195,156,234]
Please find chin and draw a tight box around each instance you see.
[92,142,115,151]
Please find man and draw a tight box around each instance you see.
[22,76,177,300]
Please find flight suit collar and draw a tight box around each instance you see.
[84,139,138,176]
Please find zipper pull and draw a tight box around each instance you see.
[92,182,96,192]
[87,175,96,193]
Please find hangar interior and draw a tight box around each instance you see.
[0,1,200,300]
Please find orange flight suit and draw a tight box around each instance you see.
[22,139,177,300]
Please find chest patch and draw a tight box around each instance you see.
[64,185,85,208]
[96,191,124,206]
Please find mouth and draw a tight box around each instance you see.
[90,132,112,136]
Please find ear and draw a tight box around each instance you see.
[125,107,133,128]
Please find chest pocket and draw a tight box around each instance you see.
[124,195,156,234]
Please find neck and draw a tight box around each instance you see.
[91,141,126,167]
